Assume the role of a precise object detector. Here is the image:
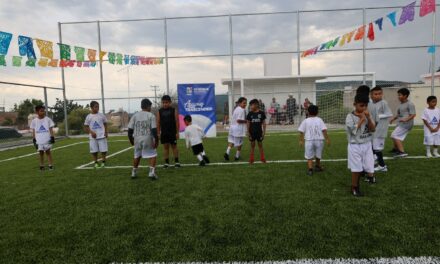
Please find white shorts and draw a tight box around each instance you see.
[347,142,374,173]
[89,138,108,153]
[391,126,409,141]
[37,144,52,151]
[304,140,324,160]
[228,135,244,146]
[372,138,386,151]
[134,141,157,159]
[424,134,440,146]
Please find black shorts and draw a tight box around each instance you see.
[249,132,263,142]
[160,134,177,145]
[191,143,204,155]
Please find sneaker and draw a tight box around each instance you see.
[100,163,106,168]
[260,158,266,163]
[249,157,254,164]
[434,152,440,158]
[374,165,388,172]
[314,165,324,172]
[307,169,313,176]
[39,166,45,171]
[427,152,433,158]
[202,155,210,164]
[224,153,229,161]
[199,160,206,166]
[389,148,399,154]
[94,163,100,169]
[163,163,170,169]
[174,163,181,168]
[394,152,408,158]
[131,169,137,179]
[148,173,158,180]
[367,176,377,184]
[352,187,364,197]
[48,165,54,171]
[234,156,240,161]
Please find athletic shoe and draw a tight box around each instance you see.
[148,173,158,180]
[94,163,100,169]
[389,148,399,154]
[307,169,313,176]
[48,165,54,171]
[314,165,324,172]
[249,157,254,164]
[202,155,210,164]
[434,152,440,158]
[394,152,408,158]
[374,165,388,172]
[427,152,433,158]
[100,163,106,168]
[174,163,181,168]
[367,176,377,184]
[163,163,170,169]
[39,166,45,171]
[234,157,240,161]
[223,153,229,161]
[260,158,266,163]
[199,160,206,166]
[131,170,137,179]
[352,187,364,197]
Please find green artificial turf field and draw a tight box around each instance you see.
[0,129,439,263]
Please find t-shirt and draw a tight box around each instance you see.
[370,99,393,139]
[229,107,246,137]
[184,124,204,148]
[128,111,156,144]
[421,107,440,136]
[159,107,177,135]
[246,110,266,135]
[298,116,327,141]
[397,101,416,130]
[346,112,373,144]
[84,113,107,139]
[30,116,55,145]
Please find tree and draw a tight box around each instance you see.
[13,99,44,126]
[51,98,85,124]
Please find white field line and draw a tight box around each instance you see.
[75,155,430,170]
[0,140,130,164]
[108,257,440,264]
[75,146,133,169]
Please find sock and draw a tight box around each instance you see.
[201,151,206,156]
[375,151,385,167]
[132,167,138,173]
[175,157,179,163]
[235,151,240,158]
[426,146,432,155]
[226,146,231,155]
[434,147,439,155]
[165,158,169,164]
[149,167,155,174]
[197,154,203,161]
[260,149,265,160]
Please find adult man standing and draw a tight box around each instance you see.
[286,94,297,125]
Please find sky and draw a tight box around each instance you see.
[0,0,438,112]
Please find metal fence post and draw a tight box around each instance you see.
[58,22,69,137]
[431,9,437,95]
[229,15,235,119]
[362,8,367,85]
[164,18,170,95]
[97,21,106,114]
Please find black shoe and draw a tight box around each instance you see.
[199,160,206,166]
[202,155,210,164]
[314,165,323,172]
[352,187,364,197]
[48,165,54,171]
[39,166,45,171]
[393,152,408,158]
[368,176,377,184]
[307,169,313,176]
[224,153,229,161]
[174,163,181,168]
[163,163,170,169]
[234,156,240,161]
[389,148,399,154]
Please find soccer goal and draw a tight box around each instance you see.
[222,72,376,130]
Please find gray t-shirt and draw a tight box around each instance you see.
[128,111,156,146]
[346,112,373,144]
[371,100,393,139]
[397,101,416,130]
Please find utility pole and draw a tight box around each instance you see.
[150,85,160,108]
